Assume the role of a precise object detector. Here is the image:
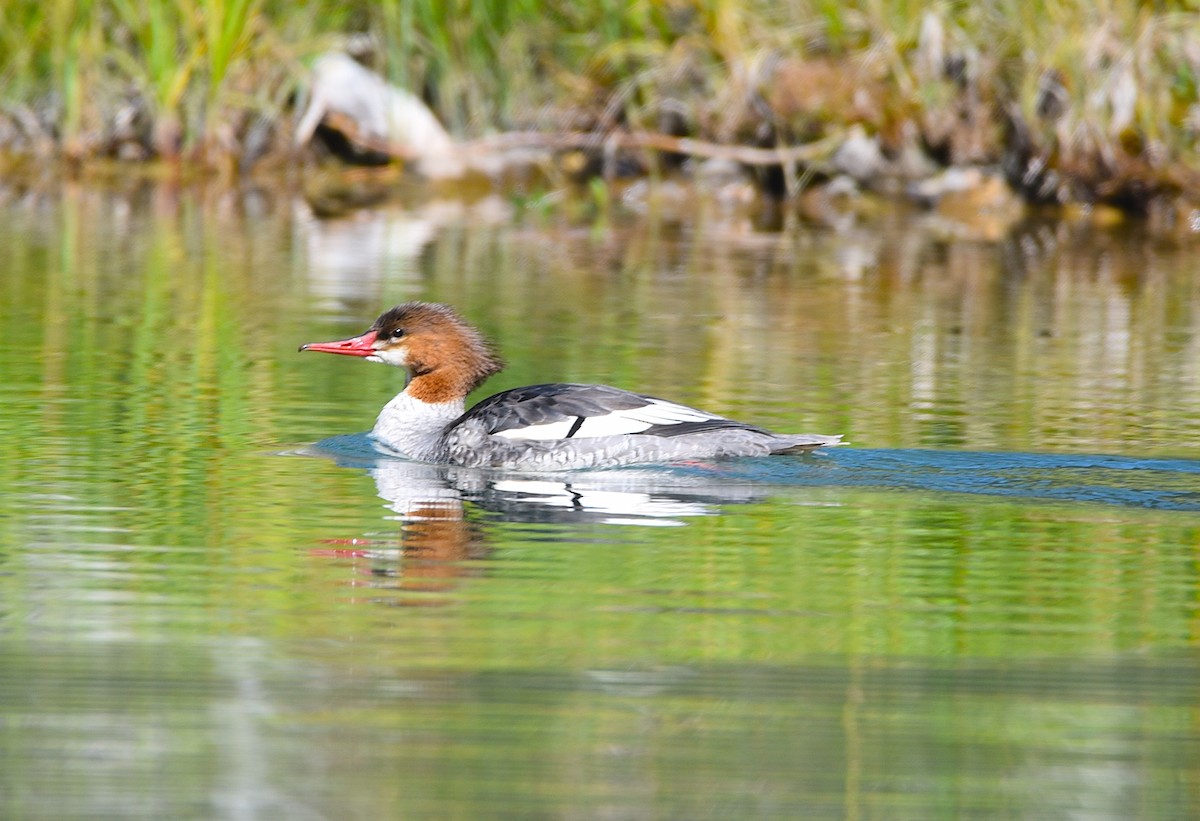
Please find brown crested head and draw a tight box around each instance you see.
[370,302,504,402]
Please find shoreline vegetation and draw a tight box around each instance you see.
[1,1,1198,225]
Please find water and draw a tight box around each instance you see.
[1,182,1199,819]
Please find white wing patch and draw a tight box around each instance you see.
[493,398,719,441]
[492,419,577,441]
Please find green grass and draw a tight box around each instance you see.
[0,0,1196,206]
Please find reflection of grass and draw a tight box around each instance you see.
[3,181,1199,821]
[2,183,1200,662]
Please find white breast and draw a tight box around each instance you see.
[372,391,463,461]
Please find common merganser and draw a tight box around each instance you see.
[300,302,843,470]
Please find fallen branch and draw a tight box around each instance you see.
[461,130,842,168]
[298,52,839,179]
[315,116,840,175]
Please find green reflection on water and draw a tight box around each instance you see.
[2,643,1197,819]
[1,184,1199,818]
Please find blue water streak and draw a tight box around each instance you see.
[735,448,1200,512]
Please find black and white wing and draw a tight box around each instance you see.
[459,383,766,441]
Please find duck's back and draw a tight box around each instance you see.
[444,383,841,470]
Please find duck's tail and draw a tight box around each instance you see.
[770,434,846,454]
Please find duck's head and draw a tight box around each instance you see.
[300,302,504,400]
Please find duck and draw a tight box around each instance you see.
[300,302,842,470]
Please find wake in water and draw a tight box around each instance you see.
[296,435,1200,516]
[731,448,1200,512]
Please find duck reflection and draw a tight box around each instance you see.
[370,458,768,526]
[300,438,771,600]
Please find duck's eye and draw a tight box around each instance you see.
[389,327,406,339]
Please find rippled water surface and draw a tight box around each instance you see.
[2,183,1199,819]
